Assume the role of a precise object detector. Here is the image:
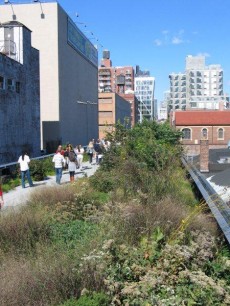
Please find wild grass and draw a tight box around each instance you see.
[0,121,228,305]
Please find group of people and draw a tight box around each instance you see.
[52,139,110,184]
[0,139,111,206]
[52,143,85,184]
[86,138,110,164]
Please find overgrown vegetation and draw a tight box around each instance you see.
[0,120,229,306]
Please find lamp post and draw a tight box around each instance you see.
[4,0,16,20]
[33,0,45,19]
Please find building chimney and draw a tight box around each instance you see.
[219,101,225,111]
[200,139,209,172]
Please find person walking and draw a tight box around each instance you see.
[0,182,4,209]
[68,146,77,183]
[56,145,65,156]
[52,148,66,184]
[86,140,94,164]
[74,144,84,170]
[18,151,34,188]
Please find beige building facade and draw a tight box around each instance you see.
[98,92,131,139]
[0,2,98,151]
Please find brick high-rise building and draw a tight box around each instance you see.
[98,50,137,126]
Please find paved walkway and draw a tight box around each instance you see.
[2,161,99,209]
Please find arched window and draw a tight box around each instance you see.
[201,128,208,139]
[181,128,191,140]
[218,128,224,139]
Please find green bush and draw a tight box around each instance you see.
[89,170,115,193]
[60,292,110,306]
[2,177,21,192]
[49,220,98,249]
[42,156,55,175]
[30,159,46,181]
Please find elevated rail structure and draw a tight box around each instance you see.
[182,157,230,245]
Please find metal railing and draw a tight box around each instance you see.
[0,154,54,170]
[182,157,230,244]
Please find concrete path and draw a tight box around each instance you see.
[2,161,99,209]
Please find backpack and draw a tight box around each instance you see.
[69,151,76,162]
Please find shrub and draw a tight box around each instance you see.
[60,292,110,306]
[30,159,46,181]
[42,156,55,175]
[2,177,21,192]
[49,220,99,248]
[89,170,115,193]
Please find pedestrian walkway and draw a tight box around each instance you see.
[3,161,99,209]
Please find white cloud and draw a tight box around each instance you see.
[197,52,210,58]
[154,29,191,46]
[154,39,163,46]
[172,37,183,44]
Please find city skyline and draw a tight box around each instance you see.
[1,0,230,103]
[59,0,230,103]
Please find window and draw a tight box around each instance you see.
[0,76,4,89]
[182,128,191,140]
[201,128,208,139]
[16,81,20,93]
[7,79,14,90]
[218,128,224,139]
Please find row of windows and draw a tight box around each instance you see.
[182,128,224,140]
[0,76,20,93]
[135,81,153,86]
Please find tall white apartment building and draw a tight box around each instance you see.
[134,75,155,122]
[169,55,228,110]
[168,73,187,110]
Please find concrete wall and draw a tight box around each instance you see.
[0,26,40,164]
[57,5,98,147]
[115,94,131,126]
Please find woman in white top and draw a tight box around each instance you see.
[75,145,85,170]
[18,151,34,188]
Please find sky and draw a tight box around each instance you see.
[2,0,230,102]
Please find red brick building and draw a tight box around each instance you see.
[98,50,138,126]
[171,109,230,154]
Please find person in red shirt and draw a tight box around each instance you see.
[56,145,65,156]
[0,184,4,209]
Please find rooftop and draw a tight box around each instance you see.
[175,110,230,125]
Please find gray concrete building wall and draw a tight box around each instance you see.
[0,2,98,151]
[115,94,131,126]
[0,24,40,164]
[57,6,98,147]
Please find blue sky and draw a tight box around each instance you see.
[2,0,230,102]
[58,0,230,102]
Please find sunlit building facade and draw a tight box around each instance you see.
[169,55,228,111]
[134,76,155,122]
